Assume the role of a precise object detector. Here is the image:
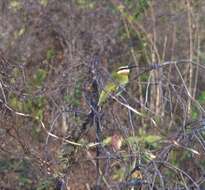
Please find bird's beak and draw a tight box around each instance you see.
[127,64,138,69]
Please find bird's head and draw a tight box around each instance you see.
[116,66,130,75]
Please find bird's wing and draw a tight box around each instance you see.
[98,83,117,106]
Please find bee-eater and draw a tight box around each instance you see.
[98,66,130,106]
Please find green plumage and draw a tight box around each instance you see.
[98,66,130,106]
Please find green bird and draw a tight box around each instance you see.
[98,65,130,106]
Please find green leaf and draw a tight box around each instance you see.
[142,134,162,149]
[198,91,205,104]
[143,135,162,144]
[112,167,125,181]
[39,0,48,6]
[140,73,149,81]
[64,79,83,107]
[191,105,199,120]
[102,136,112,146]
[9,0,21,11]
[126,136,140,144]
[33,69,47,87]
[191,110,198,120]
[35,109,43,121]
[75,0,96,9]
[46,48,55,61]
[19,176,32,186]
[9,96,23,111]
[37,180,53,190]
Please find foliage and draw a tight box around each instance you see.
[39,0,49,7]
[9,94,45,120]
[1,0,205,189]
[127,128,162,150]
[112,167,125,181]
[25,96,45,120]
[198,91,205,104]
[0,158,33,188]
[124,0,150,20]
[36,179,54,190]
[9,0,22,11]
[191,91,205,119]
[64,79,83,107]
[75,0,96,9]
[46,48,55,61]
[7,68,48,120]
[32,69,47,88]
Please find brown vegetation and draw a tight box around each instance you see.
[1,0,205,189]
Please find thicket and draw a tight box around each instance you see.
[0,0,205,189]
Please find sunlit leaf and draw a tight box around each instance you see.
[143,135,162,144]
[9,0,21,11]
[39,0,48,6]
[102,136,112,146]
